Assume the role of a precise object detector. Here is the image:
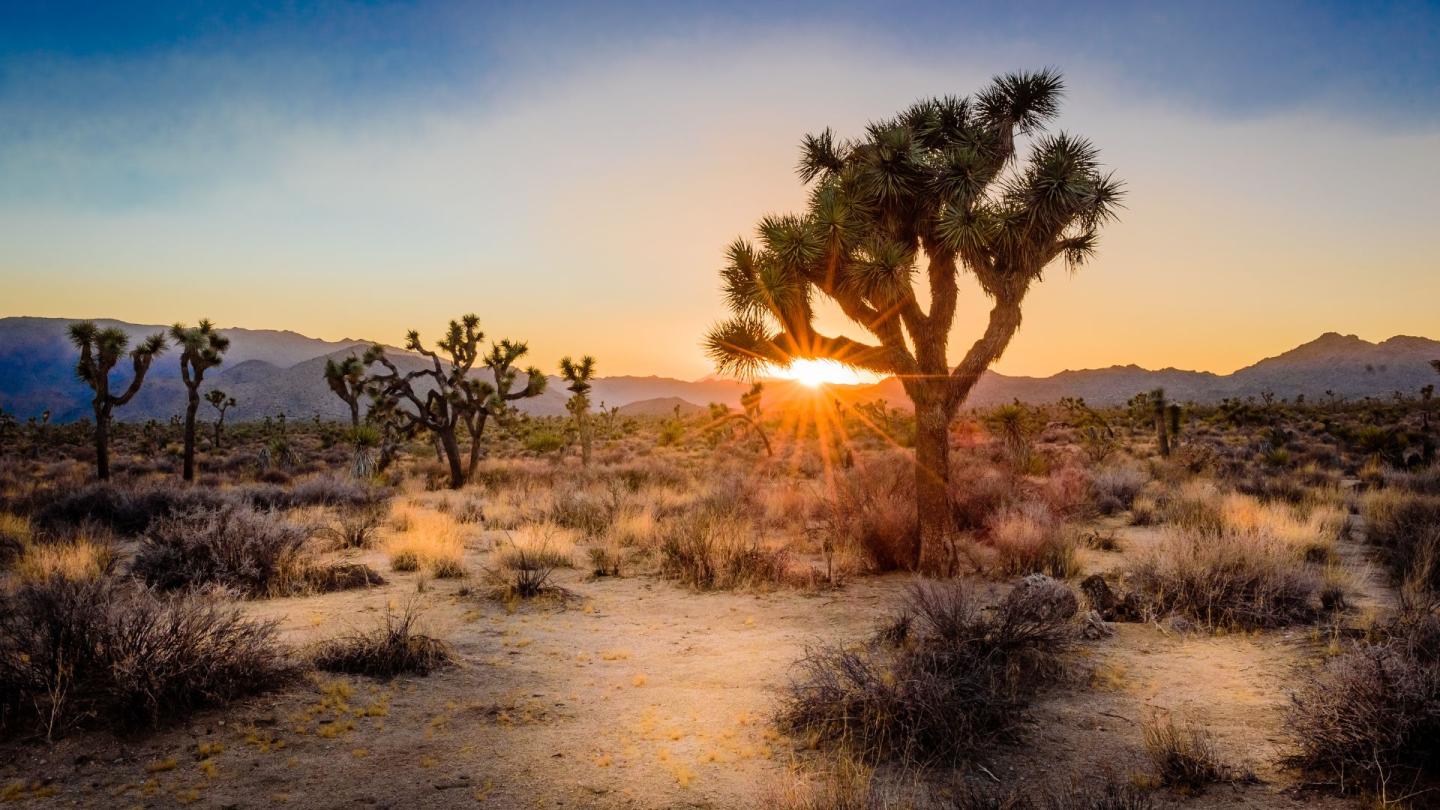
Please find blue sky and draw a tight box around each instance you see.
[2,1,1438,377]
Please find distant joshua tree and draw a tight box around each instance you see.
[559,355,597,467]
[324,355,366,428]
[1150,388,1171,458]
[205,389,236,449]
[68,321,167,480]
[703,70,1121,570]
[364,314,545,488]
[171,320,231,482]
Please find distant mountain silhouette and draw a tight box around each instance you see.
[1,317,1436,422]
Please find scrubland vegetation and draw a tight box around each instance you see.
[4,375,1439,807]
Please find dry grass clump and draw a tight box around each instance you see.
[605,505,660,549]
[312,605,453,679]
[133,504,312,597]
[1158,480,1225,535]
[1284,599,1440,800]
[983,505,1079,579]
[1219,493,1344,563]
[1126,529,1329,629]
[0,512,29,567]
[384,507,465,577]
[1362,490,1440,592]
[0,576,293,737]
[1142,714,1249,794]
[13,532,116,583]
[494,523,576,570]
[659,511,790,591]
[777,577,1077,766]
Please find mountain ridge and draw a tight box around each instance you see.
[1,317,1436,422]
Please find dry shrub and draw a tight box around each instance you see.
[0,576,293,737]
[984,505,1078,579]
[318,504,388,549]
[313,605,452,679]
[950,457,1017,530]
[1285,599,1440,800]
[659,511,789,590]
[548,484,615,537]
[283,476,389,510]
[777,577,1076,765]
[1038,464,1093,518]
[1363,490,1440,592]
[33,483,228,535]
[1090,464,1147,516]
[1142,714,1249,794]
[1126,529,1328,629]
[133,504,312,598]
[829,455,917,571]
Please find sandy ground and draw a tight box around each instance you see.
[0,519,1392,809]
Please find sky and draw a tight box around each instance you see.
[2,1,1438,380]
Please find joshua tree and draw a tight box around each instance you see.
[171,320,231,482]
[205,389,236,449]
[324,355,366,428]
[559,355,597,466]
[1149,388,1171,458]
[364,315,545,489]
[702,384,774,456]
[68,322,167,480]
[704,70,1121,569]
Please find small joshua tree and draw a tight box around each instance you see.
[364,315,545,489]
[324,355,366,428]
[69,322,167,480]
[171,320,230,482]
[559,355,597,466]
[205,389,236,450]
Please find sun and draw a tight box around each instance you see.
[771,358,865,388]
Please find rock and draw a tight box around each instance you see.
[1002,573,1079,624]
[1079,609,1115,639]
[1080,573,1144,622]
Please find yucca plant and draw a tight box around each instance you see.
[559,355,597,466]
[704,70,1122,569]
[364,315,545,488]
[68,322,167,480]
[171,320,230,481]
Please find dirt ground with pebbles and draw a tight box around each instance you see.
[0,519,1392,809]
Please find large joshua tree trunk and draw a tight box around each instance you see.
[93,403,111,481]
[912,395,955,572]
[182,387,200,482]
[438,428,465,490]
